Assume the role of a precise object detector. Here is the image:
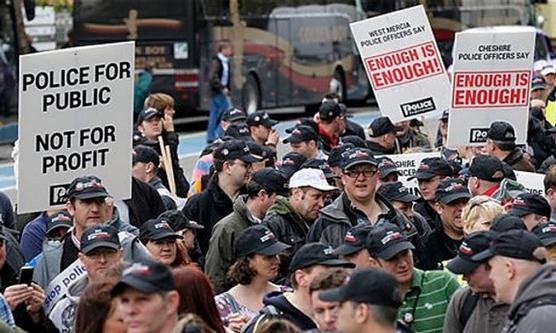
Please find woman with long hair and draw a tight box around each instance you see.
[172,267,226,333]
[74,281,126,333]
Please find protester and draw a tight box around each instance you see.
[48,224,124,332]
[75,281,126,333]
[395,119,431,152]
[112,259,180,333]
[139,217,188,268]
[444,232,509,333]
[507,192,551,230]
[159,209,204,266]
[366,223,460,333]
[422,177,471,269]
[276,151,307,179]
[472,230,556,332]
[544,165,556,221]
[20,210,63,262]
[307,148,422,254]
[44,210,72,241]
[244,242,354,332]
[222,107,247,129]
[184,140,261,253]
[366,116,400,155]
[205,168,286,293]
[377,157,401,183]
[318,268,406,333]
[467,155,505,196]
[215,225,290,331]
[247,111,280,149]
[283,125,327,160]
[485,121,535,172]
[207,41,232,143]
[308,268,349,332]
[316,101,346,153]
[334,224,374,268]
[326,144,355,190]
[461,196,504,234]
[172,267,226,333]
[412,157,454,226]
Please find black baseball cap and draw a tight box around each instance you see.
[377,157,401,180]
[368,116,400,137]
[440,109,449,121]
[286,118,318,134]
[67,176,110,200]
[366,223,415,260]
[213,140,261,163]
[410,157,453,180]
[335,224,374,256]
[319,268,402,308]
[341,148,378,170]
[80,225,121,255]
[277,152,307,179]
[469,155,504,182]
[132,145,160,166]
[283,125,318,144]
[289,242,355,271]
[327,143,355,168]
[508,193,551,218]
[222,107,247,123]
[246,111,278,128]
[235,225,290,257]
[532,222,556,247]
[247,142,274,161]
[137,108,162,124]
[341,135,367,148]
[157,210,204,232]
[377,181,419,203]
[139,217,183,242]
[112,259,176,295]
[490,214,527,233]
[319,102,345,121]
[435,178,471,204]
[447,232,496,275]
[487,121,516,142]
[251,168,289,196]
[472,230,544,262]
[531,76,546,91]
[224,123,252,140]
[46,211,73,235]
[301,159,334,180]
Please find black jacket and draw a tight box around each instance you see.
[306,193,427,265]
[244,292,317,333]
[366,140,397,155]
[414,199,440,230]
[503,148,536,173]
[421,216,463,270]
[209,55,229,95]
[182,175,235,253]
[124,177,167,228]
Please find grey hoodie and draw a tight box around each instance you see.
[503,264,556,333]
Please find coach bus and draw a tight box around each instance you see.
[0,0,34,115]
[72,0,542,117]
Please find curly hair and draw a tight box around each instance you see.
[227,255,256,285]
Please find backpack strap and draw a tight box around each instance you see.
[459,292,480,329]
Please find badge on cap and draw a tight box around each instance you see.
[381,231,402,245]
[344,232,356,242]
[459,242,473,255]
[124,263,151,276]
[87,231,111,241]
[323,247,334,255]
[154,222,171,230]
[260,230,276,243]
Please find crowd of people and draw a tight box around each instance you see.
[1,56,556,333]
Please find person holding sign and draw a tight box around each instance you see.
[48,224,123,333]
[544,165,556,221]
[485,121,535,172]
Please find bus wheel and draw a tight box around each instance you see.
[243,75,260,115]
[331,69,346,101]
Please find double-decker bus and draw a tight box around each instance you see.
[0,0,34,115]
[72,0,543,118]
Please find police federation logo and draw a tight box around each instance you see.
[61,304,76,328]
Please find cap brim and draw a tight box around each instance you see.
[508,207,529,217]
[379,169,401,178]
[112,276,159,296]
[319,258,355,268]
[471,248,495,261]
[446,256,480,275]
[408,172,434,181]
[184,223,204,230]
[263,120,279,127]
[343,160,378,170]
[377,241,415,260]
[540,236,556,247]
[73,192,109,200]
[81,242,121,255]
[318,286,348,302]
[334,244,363,256]
[439,192,471,204]
[239,154,262,163]
[257,241,291,256]
[46,224,71,234]
[309,183,338,192]
[283,136,304,144]
[148,232,183,241]
[394,193,420,203]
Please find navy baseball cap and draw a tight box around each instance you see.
[283,125,318,144]
[277,152,307,179]
[447,232,496,275]
[246,111,278,128]
[410,157,453,181]
[80,225,121,255]
[335,224,374,256]
[67,176,110,200]
[341,148,378,170]
[368,116,400,137]
[490,214,527,233]
[319,102,344,121]
[133,145,160,166]
[137,108,162,124]
[487,121,516,142]
[469,155,504,182]
[224,123,252,140]
[327,143,355,168]
[222,107,247,123]
[435,178,471,204]
[377,182,419,203]
[366,223,415,260]
[377,157,401,180]
[112,259,176,295]
[472,230,544,262]
[213,140,261,163]
[140,218,183,242]
[289,243,355,272]
[46,211,73,235]
[234,225,290,257]
[251,168,289,196]
[157,210,204,232]
[532,222,556,247]
[508,193,551,218]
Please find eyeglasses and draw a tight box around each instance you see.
[231,161,252,169]
[343,169,377,178]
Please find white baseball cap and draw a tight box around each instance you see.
[534,60,548,72]
[541,65,556,77]
[289,168,338,191]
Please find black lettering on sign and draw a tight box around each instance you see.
[469,128,489,143]
[49,183,70,205]
[42,148,110,174]
[400,97,436,117]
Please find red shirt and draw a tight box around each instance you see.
[318,124,339,148]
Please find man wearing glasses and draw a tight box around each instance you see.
[183,140,261,254]
[307,148,424,258]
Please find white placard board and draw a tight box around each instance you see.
[18,42,135,213]
[379,152,441,196]
[447,26,535,146]
[515,171,545,195]
[350,5,451,122]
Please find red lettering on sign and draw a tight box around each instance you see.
[364,41,444,90]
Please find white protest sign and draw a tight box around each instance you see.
[515,171,545,195]
[378,152,441,196]
[447,26,535,146]
[43,259,86,315]
[350,5,450,122]
[18,42,134,213]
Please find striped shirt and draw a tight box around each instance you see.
[399,268,460,333]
